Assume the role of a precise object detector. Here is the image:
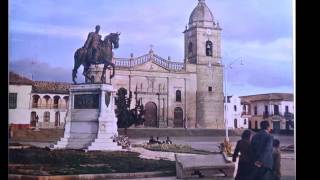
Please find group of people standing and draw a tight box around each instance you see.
[232,120,281,180]
[148,136,173,145]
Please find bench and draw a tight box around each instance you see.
[175,153,235,179]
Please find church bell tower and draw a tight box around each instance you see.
[184,0,224,128]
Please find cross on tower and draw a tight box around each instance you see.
[149,44,154,54]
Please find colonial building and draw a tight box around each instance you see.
[109,0,224,128]
[9,72,71,129]
[225,96,248,129]
[240,93,294,132]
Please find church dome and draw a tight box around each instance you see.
[188,0,215,27]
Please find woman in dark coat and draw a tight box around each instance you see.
[232,130,253,180]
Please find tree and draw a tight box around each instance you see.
[115,88,145,135]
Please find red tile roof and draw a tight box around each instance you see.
[240,93,293,103]
[9,71,72,94]
[32,81,72,94]
[9,72,33,85]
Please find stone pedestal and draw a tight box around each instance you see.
[85,64,112,84]
[53,83,121,151]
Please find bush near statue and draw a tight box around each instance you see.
[115,88,145,135]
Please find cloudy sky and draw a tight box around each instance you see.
[9,0,294,96]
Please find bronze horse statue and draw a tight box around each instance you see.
[72,32,120,84]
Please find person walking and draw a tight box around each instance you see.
[249,120,274,180]
[272,139,281,180]
[232,130,253,180]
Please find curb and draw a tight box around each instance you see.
[8,170,175,180]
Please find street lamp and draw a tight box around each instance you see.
[223,57,244,142]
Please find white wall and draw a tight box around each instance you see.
[225,96,248,129]
[30,93,69,128]
[280,101,294,115]
[9,85,32,124]
[31,109,67,128]
[9,84,69,128]
[250,101,285,116]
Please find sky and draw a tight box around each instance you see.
[8,0,294,96]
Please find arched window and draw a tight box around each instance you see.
[206,40,213,56]
[43,95,51,108]
[234,119,238,128]
[188,42,193,56]
[53,96,60,109]
[63,96,69,108]
[32,95,40,108]
[234,105,237,112]
[244,119,247,125]
[44,111,50,122]
[176,90,181,102]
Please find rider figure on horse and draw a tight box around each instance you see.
[83,25,102,62]
[72,25,120,84]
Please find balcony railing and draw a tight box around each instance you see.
[114,54,185,71]
[241,112,251,116]
[31,103,67,109]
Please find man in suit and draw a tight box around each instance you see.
[250,120,274,180]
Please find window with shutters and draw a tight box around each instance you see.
[9,93,17,109]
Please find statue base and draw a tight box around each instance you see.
[85,64,112,84]
[52,83,121,151]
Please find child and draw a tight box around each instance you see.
[272,139,281,180]
[232,130,252,180]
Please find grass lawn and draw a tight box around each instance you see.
[9,147,175,175]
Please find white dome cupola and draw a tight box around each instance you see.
[188,0,215,28]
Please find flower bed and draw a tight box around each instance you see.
[139,144,213,155]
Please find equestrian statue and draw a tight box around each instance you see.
[72,25,120,84]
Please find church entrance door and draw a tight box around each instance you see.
[174,107,183,128]
[144,102,157,127]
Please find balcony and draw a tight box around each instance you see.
[32,103,39,108]
[241,112,250,116]
[284,112,294,120]
[31,103,67,110]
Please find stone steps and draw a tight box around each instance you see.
[66,142,92,149]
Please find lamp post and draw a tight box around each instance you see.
[223,57,244,142]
